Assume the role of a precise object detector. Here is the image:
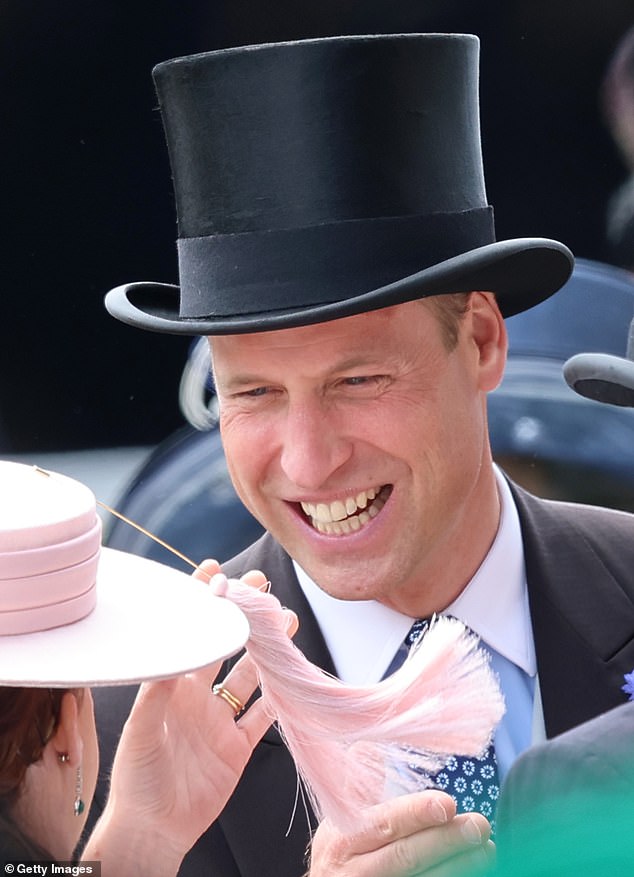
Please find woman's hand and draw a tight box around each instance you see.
[118,653,270,842]
[83,561,293,875]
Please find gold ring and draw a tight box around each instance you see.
[211,684,244,715]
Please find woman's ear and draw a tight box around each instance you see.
[469,292,508,392]
[50,691,84,766]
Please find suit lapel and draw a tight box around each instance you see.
[217,535,332,877]
[511,482,634,737]
[223,532,336,674]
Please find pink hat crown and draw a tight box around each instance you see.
[0,462,99,635]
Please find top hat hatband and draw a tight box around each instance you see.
[105,34,573,336]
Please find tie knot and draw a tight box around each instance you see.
[404,618,430,649]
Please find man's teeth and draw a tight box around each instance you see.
[300,487,386,535]
[301,488,377,523]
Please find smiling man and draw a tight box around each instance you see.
[210,296,503,615]
[100,34,634,877]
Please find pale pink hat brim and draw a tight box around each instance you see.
[0,546,249,687]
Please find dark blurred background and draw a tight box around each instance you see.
[2,0,634,452]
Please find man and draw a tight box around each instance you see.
[97,35,634,876]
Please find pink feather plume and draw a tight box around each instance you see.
[213,575,505,832]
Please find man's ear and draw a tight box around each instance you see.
[469,292,508,392]
[49,692,84,766]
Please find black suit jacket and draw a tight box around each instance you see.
[89,482,634,876]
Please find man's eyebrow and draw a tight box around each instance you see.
[215,372,265,392]
[331,354,383,371]
[214,353,391,394]
[221,356,385,386]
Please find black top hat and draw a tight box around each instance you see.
[105,34,573,336]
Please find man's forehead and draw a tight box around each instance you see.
[207,304,441,389]
[207,300,432,352]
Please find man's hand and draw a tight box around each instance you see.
[308,791,495,877]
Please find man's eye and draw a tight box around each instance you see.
[343,375,383,386]
[242,386,270,397]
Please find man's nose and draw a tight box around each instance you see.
[279,401,352,490]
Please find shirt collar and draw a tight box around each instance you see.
[446,467,535,676]
[294,465,535,683]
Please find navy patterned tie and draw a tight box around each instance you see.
[384,618,500,831]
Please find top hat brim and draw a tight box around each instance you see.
[564,353,634,408]
[105,238,573,336]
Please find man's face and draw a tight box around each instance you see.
[211,295,505,614]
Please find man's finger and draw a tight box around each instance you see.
[414,838,495,877]
[345,791,456,855]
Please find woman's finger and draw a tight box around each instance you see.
[240,569,269,589]
[211,651,262,715]
[208,652,273,745]
[193,558,222,583]
[234,697,274,747]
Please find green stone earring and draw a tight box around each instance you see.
[73,764,84,816]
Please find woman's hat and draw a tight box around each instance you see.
[0,461,248,687]
[105,34,573,336]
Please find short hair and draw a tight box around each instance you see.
[422,292,472,351]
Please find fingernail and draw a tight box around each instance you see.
[430,799,449,824]
[461,817,483,845]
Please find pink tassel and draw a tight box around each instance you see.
[212,575,505,832]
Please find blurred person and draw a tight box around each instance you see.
[0,461,277,871]
[494,702,634,877]
[606,177,634,270]
[602,25,634,270]
[603,26,634,174]
[98,35,634,877]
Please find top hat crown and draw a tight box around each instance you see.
[105,34,573,335]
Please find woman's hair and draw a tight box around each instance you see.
[0,688,67,806]
[0,687,83,861]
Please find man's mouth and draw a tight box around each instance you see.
[299,485,391,535]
